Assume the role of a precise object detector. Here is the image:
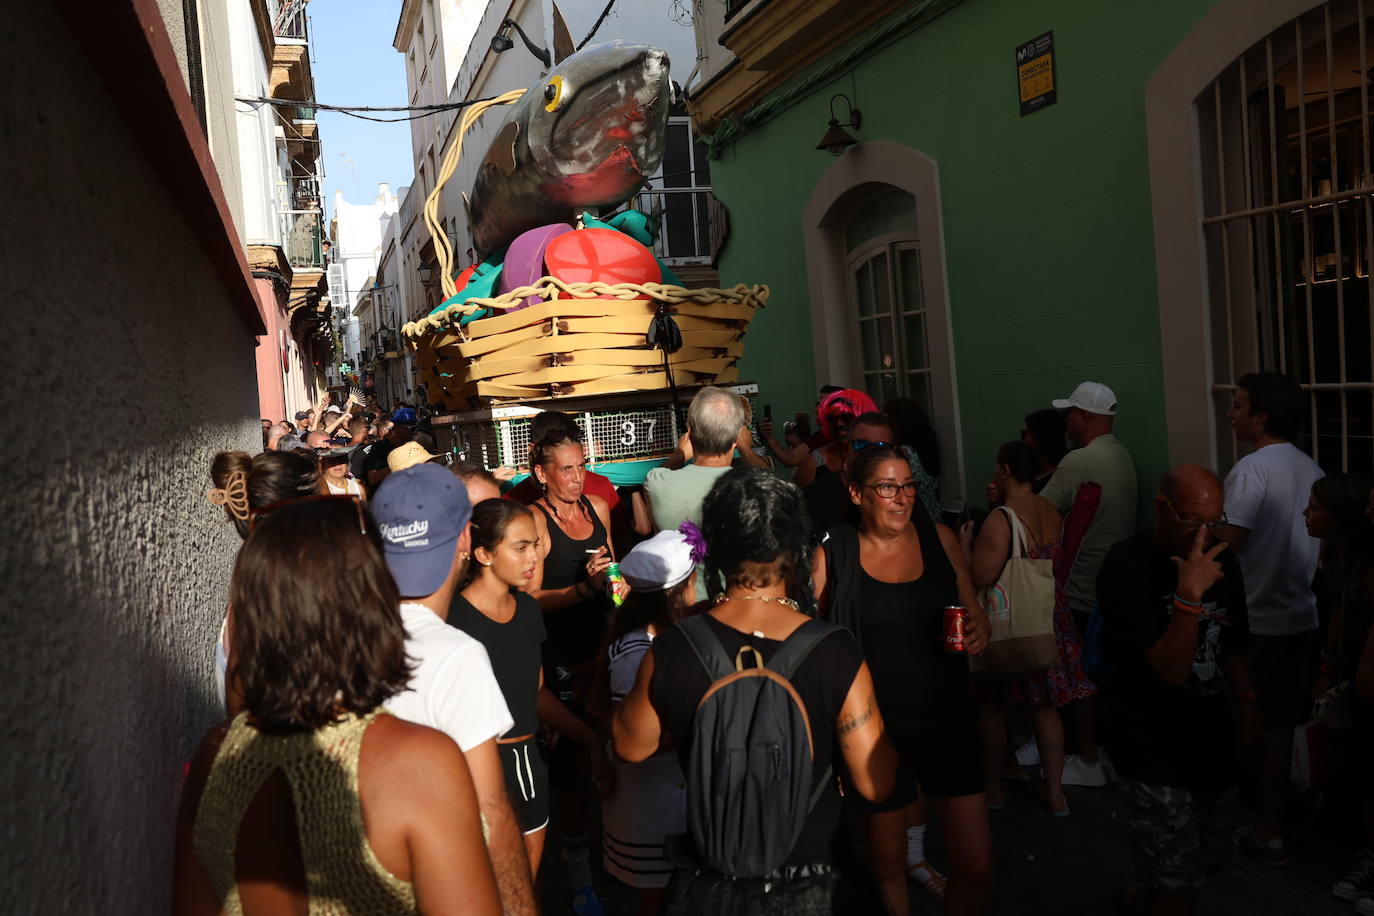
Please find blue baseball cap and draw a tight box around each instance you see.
[372,463,472,596]
[391,407,418,425]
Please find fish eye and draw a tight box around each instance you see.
[543,76,567,112]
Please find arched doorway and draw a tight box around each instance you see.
[802,142,962,500]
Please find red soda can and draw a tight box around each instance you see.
[943,606,968,654]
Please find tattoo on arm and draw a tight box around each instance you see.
[838,694,875,739]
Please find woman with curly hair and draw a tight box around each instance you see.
[173,497,499,915]
[614,468,895,914]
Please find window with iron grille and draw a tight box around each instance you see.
[1198,0,1373,473]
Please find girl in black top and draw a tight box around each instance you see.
[452,498,612,876]
[614,468,896,915]
[526,428,623,910]
[813,444,993,916]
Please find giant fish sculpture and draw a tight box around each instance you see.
[467,41,671,258]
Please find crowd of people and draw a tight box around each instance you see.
[175,372,1374,916]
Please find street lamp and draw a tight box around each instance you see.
[816,93,862,157]
[418,261,434,285]
[490,18,550,66]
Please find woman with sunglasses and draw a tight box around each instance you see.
[795,388,877,488]
[813,444,992,915]
[963,441,1096,817]
[174,497,500,915]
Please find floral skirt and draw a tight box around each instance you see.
[1010,599,1097,708]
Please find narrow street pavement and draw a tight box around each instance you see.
[539,773,1357,915]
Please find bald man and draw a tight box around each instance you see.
[1096,465,1255,916]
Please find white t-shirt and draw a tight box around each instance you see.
[324,477,363,497]
[1223,442,1324,636]
[386,602,514,751]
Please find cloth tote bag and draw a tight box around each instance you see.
[971,507,1059,674]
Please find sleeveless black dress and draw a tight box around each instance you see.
[531,496,611,695]
[824,510,984,804]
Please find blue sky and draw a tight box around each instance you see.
[309,0,414,214]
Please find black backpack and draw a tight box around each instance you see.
[676,615,839,878]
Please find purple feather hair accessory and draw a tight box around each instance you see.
[678,521,708,565]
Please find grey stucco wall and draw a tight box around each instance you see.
[1,5,260,912]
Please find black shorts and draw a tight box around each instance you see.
[1249,632,1313,737]
[847,716,985,812]
[500,735,550,834]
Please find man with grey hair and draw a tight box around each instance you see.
[640,388,765,593]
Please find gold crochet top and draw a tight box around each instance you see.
[192,709,417,915]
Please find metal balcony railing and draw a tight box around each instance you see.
[280,209,324,269]
[291,175,321,210]
[273,0,309,40]
[628,188,715,264]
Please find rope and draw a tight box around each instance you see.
[402,280,770,338]
[424,89,527,302]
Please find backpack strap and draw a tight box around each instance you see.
[765,618,839,681]
[676,614,735,682]
[771,619,839,813]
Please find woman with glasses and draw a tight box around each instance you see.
[813,444,992,915]
[174,497,500,915]
[963,441,1096,818]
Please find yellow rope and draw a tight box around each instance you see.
[423,88,527,302]
[402,280,770,339]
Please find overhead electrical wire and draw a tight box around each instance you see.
[235,93,509,123]
[576,0,618,51]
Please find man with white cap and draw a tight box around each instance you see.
[1041,381,1138,787]
[372,463,536,915]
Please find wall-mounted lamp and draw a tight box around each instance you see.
[816,93,862,157]
[490,18,550,66]
[418,262,434,285]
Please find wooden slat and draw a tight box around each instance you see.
[474,380,550,398]
[461,298,656,338]
[668,302,757,322]
[500,364,645,386]
[458,331,647,360]
[680,329,742,348]
[557,314,737,334]
[452,322,552,358]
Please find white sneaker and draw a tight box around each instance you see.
[1014,740,1041,767]
[1354,895,1374,916]
[1060,754,1107,787]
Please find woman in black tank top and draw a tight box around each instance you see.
[526,428,621,913]
[813,444,993,915]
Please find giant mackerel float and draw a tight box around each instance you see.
[466,41,672,258]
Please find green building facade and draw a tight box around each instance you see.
[694,0,1372,508]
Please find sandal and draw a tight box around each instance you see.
[908,860,947,899]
